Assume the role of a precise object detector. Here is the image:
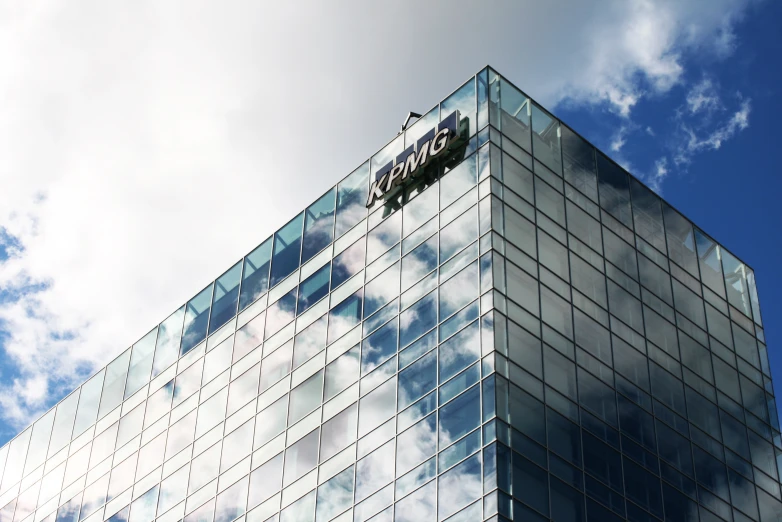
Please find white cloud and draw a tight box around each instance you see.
[675,97,751,166]
[647,157,670,194]
[0,0,762,437]
[686,78,722,115]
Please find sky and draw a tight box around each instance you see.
[0,0,780,446]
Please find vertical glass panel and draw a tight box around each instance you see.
[188,447,218,502]
[361,320,398,374]
[157,465,188,516]
[248,453,282,509]
[302,188,336,263]
[98,349,131,419]
[331,239,365,289]
[270,213,304,288]
[597,153,632,229]
[125,327,157,399]
[316,466,354,522]
[662,204,698,277]
[288,371,323,425]
[367,212,402,265]
[55,492,81,522]
[209,261,242,334]
[441,77,476,136]
[239,238,272,312]
[355,440,395,502]
[183,500,212,522]
[260,341,292,393]
[721,250,751,318]
[438,321,480,383]
[439,385,480,447]
[325,345,359,401]
[293,315,327,368]
[402,236,437,292]
[220,420,254,472]
[328,289,363,344]
[254,396,288,449]
[630,179,666,253]
[129,486,158,522]
[439,206,477,263]
[402,184,438,238]
[226,364,260,417]
[297,264,330,315]
[439,261,479,320]
[48,391,80,456]
[358,376,396,437]
[264,290,296,340]
[23,409,55,475]
[320,405,358,462]
[0,427,30,489]
[499,76,531,151]
[531,103,562,175]
[746,268,763,326]
[80,474,109,520]
[364,263,400,319]
[72,369,105,437]
[437,452,481,520]
[335,161,369,238]
[561,125,598,201]
[440,154,477,210]
[181,284,213,355]
[233,311,265,363]
[152,306,184,378]
[165,409,196,459]
[283,429,319,485]
[694,229,725,298]
[280,490,315,522]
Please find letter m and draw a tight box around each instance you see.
[402,144,430,182]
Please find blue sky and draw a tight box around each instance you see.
[0,0,780,446]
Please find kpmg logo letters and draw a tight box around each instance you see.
[366,111,461,208]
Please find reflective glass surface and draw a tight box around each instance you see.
[0,68,775,522]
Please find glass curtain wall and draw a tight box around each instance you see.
[0,68,776,522]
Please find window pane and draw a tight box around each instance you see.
[437,453,481,520]
[439,261,478,320]
[439,206,477,264]
[401,235,437,292]
[335,161,369,238]
[98,348,131,419]
[239,238,272,311]
[152,306,185,377]
[694,229,725,298]
[288,371,323,425]
[498,77,531,151]
[362,319,398,374]
[293,315,327,368]
[316,466,354,522]
[125,327,157,399]
[298,264,330,315]
[214,475,248,522]
[367,212,401,264]
[181,284,213,354]
[72,370,105,437]
[255,396,288,449]
[209,261,242,334]
[358,376,396,437]
[531,103,562,175]
[47,392,78,457]
[400,291,436,348]
[264,290,296,340]
[302,188,336,263]
[438,320,480,383]
[439,385,480,447]
[248,453,282,509]
[320,404,358,462]
[332,239,365,289]
[284,429,319,485]
[323,346,358,402]
[721,250,751,318]
[597,153,632,229]
[328,289,362,344]
[662,203,698,276]
[630,179,666,253]
[270,213,304,288]
[562,125,597,201]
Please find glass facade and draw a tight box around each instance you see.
[0,67,777,522]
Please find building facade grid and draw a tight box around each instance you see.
[0,67,776,522]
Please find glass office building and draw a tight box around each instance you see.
[0,67,778,522]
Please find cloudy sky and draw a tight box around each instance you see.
[0,0,781,444]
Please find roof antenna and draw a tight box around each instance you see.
[399,111,422,134]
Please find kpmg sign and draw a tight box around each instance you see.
[366,111,462,207]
